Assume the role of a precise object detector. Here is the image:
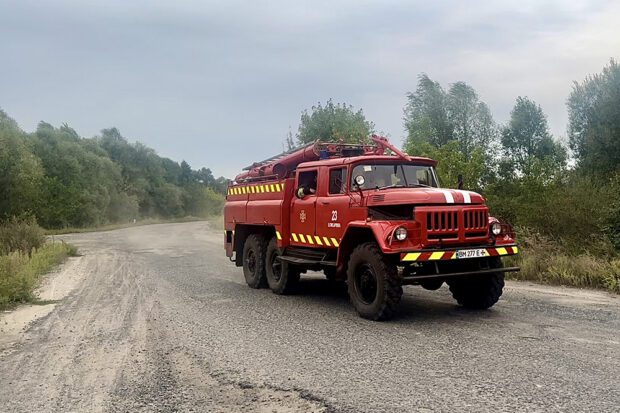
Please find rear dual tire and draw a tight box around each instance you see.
[242,234,268,288]
[265,237,300,294]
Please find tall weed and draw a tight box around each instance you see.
[0,241,74,309]
[507,230,620,294]
[0,216,45,256]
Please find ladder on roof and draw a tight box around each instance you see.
[242,142,315,171]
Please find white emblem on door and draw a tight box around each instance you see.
[331,210,338,221]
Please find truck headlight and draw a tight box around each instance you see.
[395,227,407,241]
[491,222,502,236]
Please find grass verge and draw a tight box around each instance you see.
[0,241,77,310]
[505,231,620,294]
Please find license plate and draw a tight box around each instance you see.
[455,248,487,259]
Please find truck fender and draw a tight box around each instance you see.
[336,222,383,274]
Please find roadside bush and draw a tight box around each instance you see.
[0,216,45,256]
[0,241,74,309]
[486,171,616,253]
[183,186,225,218]
[506,230,620,294]
[602,174,620,250]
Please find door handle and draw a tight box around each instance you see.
[321,201,330,205]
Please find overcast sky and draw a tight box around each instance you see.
[1,0,618,178]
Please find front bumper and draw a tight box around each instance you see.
[400,245,519,262]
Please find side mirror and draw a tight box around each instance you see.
[295,187,306,199]
[354,175,365,187]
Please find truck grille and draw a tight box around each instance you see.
[418,207,489,241]
[426,211,459,231]
[463,209,488,231]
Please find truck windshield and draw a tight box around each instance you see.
[351,163,438,190]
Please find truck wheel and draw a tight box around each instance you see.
[447,258,504,309]
[242,234,267,288]
[420,279,443,291]
[265,237,300,294]
[347,242,402,321]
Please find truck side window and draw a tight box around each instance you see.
[298,170,318,196]
[329,168,346,194]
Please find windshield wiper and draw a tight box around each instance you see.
[408,183,432,188]
[377,184,407,191]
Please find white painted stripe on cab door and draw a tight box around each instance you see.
[439,190,455,203]
[456,190,471,203]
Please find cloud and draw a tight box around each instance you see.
[0,0,618,177]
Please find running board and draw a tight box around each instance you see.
[402,266,520,285]
[277,256,337,267]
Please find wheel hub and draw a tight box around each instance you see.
[247,250,257,274]
[356,264,378,304]
[271,252,282,282]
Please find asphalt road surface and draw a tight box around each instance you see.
[1,222,619,412]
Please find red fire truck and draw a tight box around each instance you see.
[224,135,519,320]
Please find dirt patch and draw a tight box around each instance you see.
[0,256,86,347]
[0,231,330,413]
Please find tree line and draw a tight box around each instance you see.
[0,115,226,229]
[2,59,619,253]
[292,59,620,254]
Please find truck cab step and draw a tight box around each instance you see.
[277,255,337,267]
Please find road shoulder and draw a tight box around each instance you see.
[0,255,85,348]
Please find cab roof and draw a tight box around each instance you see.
[299,155,438,169]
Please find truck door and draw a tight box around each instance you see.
[290,169,317,246]
[315,166,348,247]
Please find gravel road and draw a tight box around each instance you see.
[1,221,619,412]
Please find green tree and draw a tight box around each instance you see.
[161,157,182,186]
[183,185,225,217]
[412,141,488,191]
[30,122,122,227]
[153,183,184,217]
[568,59,620,176]
[0,110,44,219]
[501,96,566,175]
[99,128,169,217]
[194,167,214,186]
[212,176,229,194]
[404,74,451,147]
[404,76,497,160]
[179,160,193,186]
[297,99,375,144]
[446,82,497,160]
[1,108,228,228]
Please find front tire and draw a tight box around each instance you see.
[347,242,402,321]
[420,279,443,290]
[447,258,505,309]
[242,234,267,288]
[265,237,300,294]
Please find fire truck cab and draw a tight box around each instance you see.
[225,135,519,321]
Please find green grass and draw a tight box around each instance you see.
[505,230,620,294]
[0,241,77,310]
